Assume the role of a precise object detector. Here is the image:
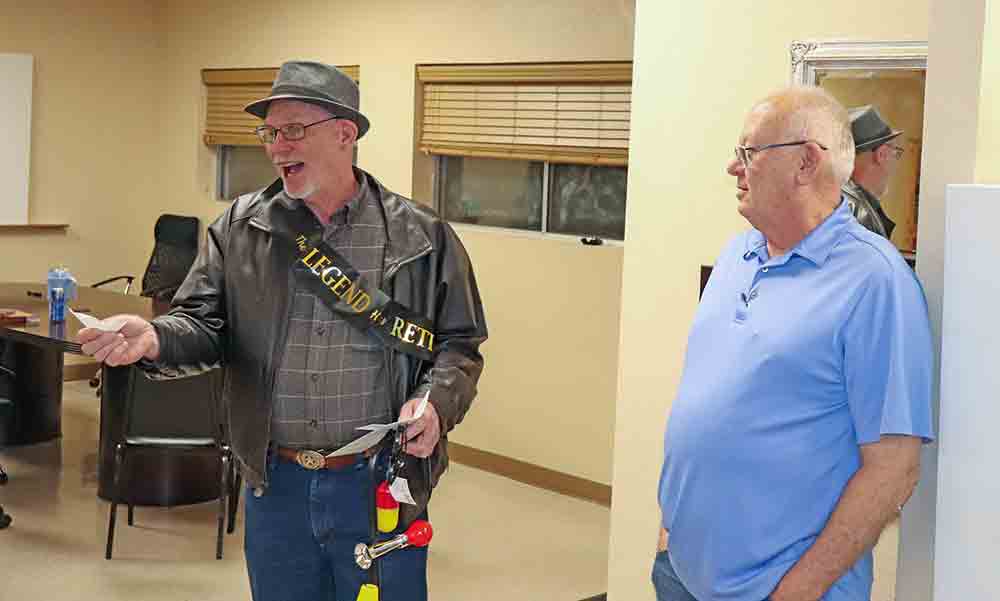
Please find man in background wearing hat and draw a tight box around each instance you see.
[77,61,488,601]
[842,105,905,240]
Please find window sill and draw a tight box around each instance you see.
[0,224,69,233]
[449,222,625,247]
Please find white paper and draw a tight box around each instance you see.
[69,308,128,333]
[389,477,417,505]
[326,428,389,457]
[356,390,430,432]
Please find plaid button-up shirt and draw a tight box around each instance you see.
[270,175,392,448]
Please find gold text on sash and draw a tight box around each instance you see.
[299,244,372,313]
[295,235,434,353]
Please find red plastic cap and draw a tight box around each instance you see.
[376,481,399,509]
[404,520,433,547]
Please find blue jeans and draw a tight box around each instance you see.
[652,550,699,601]
[245,451,428,601]
[652,551,780,601]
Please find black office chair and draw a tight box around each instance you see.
[105,366,238,559]
[92,213,200,299]
[90,214,200,390]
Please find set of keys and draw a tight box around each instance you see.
[386,425,407,487]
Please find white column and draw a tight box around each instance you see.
[896,1,989,598]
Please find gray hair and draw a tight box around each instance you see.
[758,86,855,187]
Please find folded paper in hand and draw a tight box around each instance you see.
[325,390,431,458]
[69,308,128,333]
[355,389,429,433]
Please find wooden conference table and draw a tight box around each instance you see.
[0,282,221,506]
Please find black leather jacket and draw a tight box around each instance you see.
[144,170,488,524]
[842,179,896,240]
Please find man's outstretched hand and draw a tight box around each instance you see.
[77,314,159,366]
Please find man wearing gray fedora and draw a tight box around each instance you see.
[77,60,488,600]
[842,105,905,240]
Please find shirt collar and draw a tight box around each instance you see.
[276,168,369,228]
[744,198,853,267]
[330,170,370,228]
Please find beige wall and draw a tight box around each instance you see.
[897,1,992,598]
[156,0,633,485]
[454,228,622,483]
[609,2,929,600]
[0,1,164,286]
[1,1,630,484]
[975,0,1000,183]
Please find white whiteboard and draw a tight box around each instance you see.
[0,53,32,225]
[933,184,1000,598]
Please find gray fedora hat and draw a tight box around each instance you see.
[848,105,902,152]
[244,61,370,139]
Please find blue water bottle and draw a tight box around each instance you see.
[49,287,66,323]
[46,267,76,323]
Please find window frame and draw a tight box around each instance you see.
[433,155,626,244]
[215,144,278,202]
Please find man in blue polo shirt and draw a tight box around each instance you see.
[653,87,934,601]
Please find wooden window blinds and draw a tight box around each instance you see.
[202,66,360,146]
[417,62,632,166]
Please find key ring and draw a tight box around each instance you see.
[386,426,407,484]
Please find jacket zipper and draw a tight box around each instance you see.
[384,246,432,282]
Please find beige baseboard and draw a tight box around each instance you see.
[448,442,612,507]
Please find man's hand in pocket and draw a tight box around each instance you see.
[657,526,669,553]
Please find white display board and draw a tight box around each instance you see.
[0,53,33,225]
[933,184,1000,598]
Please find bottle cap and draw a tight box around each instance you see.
[376,481,399,509]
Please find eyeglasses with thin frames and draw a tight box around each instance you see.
[254,116,340,144]
[886,144,905,160]
[734,140,829,169]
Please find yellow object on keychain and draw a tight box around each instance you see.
[356,583,379,601]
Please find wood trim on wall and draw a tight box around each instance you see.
[202,65,360,86]
[201,65,360,147]
[421,143,628,166]
[0,224,69,233]
[448,441,612,507]
[416,61,633,165]
[417,61,632,84]
[202,132,260,146]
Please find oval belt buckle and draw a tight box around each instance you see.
[296,450,326,470]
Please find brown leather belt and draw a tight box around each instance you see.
[275,445,379,471]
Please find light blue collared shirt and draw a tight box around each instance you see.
[658,199,934,601]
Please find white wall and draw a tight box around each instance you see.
[0,53,33,225]
[896,1,990,598]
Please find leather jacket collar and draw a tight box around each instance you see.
[842,178,896,240]
[247,169,433,274]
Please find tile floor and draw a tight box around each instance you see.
[0,381,901,600]
[0,381,611,601]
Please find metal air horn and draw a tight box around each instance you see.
[354,520,433,570]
